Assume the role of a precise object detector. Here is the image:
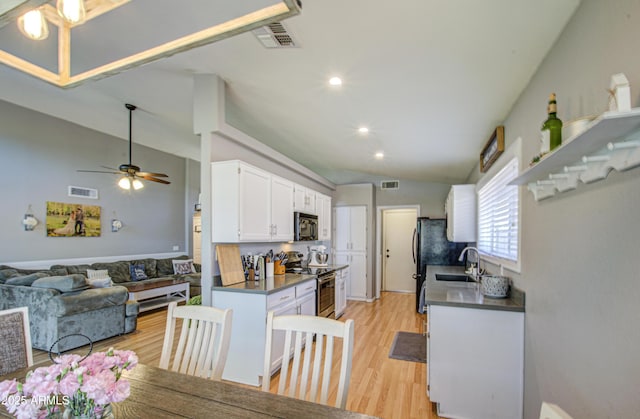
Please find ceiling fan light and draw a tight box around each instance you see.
[132,179,144,190]
[57,0,86,24]
[17,9,49,41]
[118,176,131,190]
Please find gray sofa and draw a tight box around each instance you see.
[49,255,202,297]
[0,270,138,352]
[0,255,201,352]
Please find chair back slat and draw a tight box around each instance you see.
[263,311,355,409]
[159,302,232,381]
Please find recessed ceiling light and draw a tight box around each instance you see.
[358,127,369,134]
[329,76,342,86]
[375,152,384,160]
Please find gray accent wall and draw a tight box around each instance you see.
[468,1,640,417]
[0,100,190,263]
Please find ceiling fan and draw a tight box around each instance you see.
[78,104,170,189]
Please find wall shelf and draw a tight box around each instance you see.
[510,108,640,201]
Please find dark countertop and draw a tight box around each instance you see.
[424,265,525,312]
[212,264,348,295]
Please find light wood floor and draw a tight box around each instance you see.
[32,292,440,419]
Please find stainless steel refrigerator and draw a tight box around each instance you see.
[413,218,467,312]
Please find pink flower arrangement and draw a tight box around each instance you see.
[0,348,137,419]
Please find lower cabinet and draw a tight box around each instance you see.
[211,279,317,386]
[335,253,366,300]
[427,304,524,419]
[335,267,349,318]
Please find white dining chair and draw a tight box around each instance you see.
[262,311,355,409]
[0,307,33,376]
[159,302,232,381]
[540,402,574,419]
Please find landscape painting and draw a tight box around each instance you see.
[46,201,101,237]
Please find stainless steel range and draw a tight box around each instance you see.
[316,270,336,319]
[286,264,336,319]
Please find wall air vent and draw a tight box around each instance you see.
[68,186,98,199]
[380,180,400,190]
[252,22,298,48]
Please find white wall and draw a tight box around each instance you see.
[0,100,190,263]
[468,1,640,417]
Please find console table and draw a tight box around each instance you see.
[127,279,189,312]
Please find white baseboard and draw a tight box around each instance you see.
[2,252,187,270]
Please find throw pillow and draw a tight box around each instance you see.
[0,269,19,281]
[5,272,50,286]
[87,277,112,288]
[172,259,196,275]
[87,269,110,280]
[31,274,88,292]
[129,264,148,281]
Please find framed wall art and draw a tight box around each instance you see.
[46,201,101,237]
[480,126,505,173]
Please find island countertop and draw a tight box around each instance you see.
[424,265,525,312]
[212,264,348,295]
[212,273,317,295]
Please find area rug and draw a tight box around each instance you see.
[388,331,426,363]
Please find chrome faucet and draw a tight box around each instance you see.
[458,247,481,279]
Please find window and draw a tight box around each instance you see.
[477,157,519,265]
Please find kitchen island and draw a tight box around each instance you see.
[211,265,347,386]
[424,265,525,419]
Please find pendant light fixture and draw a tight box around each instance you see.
[57,0,86,24]
[17,8,49,40]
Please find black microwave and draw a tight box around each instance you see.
[294,212,318,241]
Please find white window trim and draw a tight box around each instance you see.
[476,137,522,274]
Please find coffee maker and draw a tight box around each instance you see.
[308,245,329,267]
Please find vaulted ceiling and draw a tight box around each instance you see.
[0,0,580,185]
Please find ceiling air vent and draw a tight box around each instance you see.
[380,180,400,190]
[68,186,98,199]
[252,22,298,48]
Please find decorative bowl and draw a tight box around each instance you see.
[480,275,510,298]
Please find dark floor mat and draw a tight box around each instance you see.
[388,331,426,363]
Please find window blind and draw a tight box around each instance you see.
[477,157,519,261]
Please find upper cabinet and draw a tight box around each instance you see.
[293,184,317,214]
[212,160,293,243]
[334,206,367,252]
[270,175,295,241]
[445,185,477,243]
[316,193,332,241]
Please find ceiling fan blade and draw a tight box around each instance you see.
[100,165,121,172]
[138,175,171,185]
[136,171,169,177]
[77,170,120,174]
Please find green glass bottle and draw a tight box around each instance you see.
[541,93,563,152]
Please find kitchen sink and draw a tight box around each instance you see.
[435,273,476,282]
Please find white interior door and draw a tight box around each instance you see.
[382,208,417,292]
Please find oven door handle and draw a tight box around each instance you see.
[318,275,336,285]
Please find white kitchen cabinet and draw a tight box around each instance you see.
[334,205,367,300]
[211,279,317,386]
[335,252,366,300]
[445,184,477,242]
[427,304,524,419]
[212,160,293,242]
[335,267,349,318]
[316,193,332,241]
[293,184,316,214]
[270,175,295,241]
[334,206,366,252]
[271,281,317,373]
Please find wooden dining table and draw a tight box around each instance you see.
[1,363,378,418]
